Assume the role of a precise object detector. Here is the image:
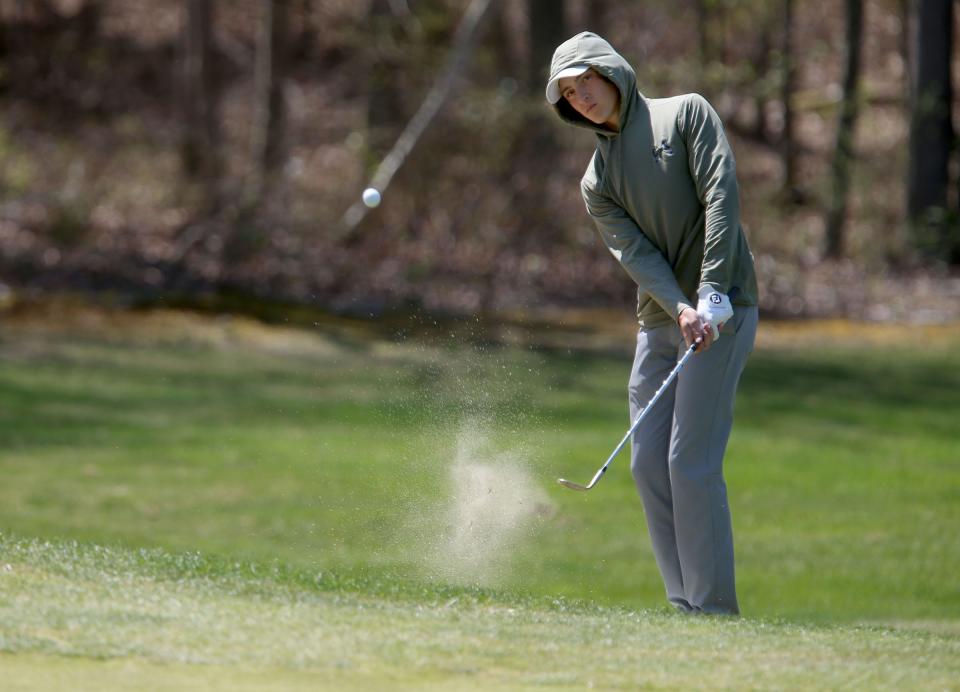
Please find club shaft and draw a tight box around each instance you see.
[590,342,698,485]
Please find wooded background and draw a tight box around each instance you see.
[1,0,958,320]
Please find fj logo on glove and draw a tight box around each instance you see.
[652,139,674,161]
[710,293,721,304]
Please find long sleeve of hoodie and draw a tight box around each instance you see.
[581,171,693,321]
[678,94,740,294]
[550,33,757,326]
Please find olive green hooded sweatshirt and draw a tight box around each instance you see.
[548,32,758,328]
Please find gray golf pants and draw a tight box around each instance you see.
[628,305,758,615]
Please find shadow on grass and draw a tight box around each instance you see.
[738,349,958,436]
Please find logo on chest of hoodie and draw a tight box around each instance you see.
[652,138,674,162]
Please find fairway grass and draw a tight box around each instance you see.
[1,304,959,687]
[2,535,958,690]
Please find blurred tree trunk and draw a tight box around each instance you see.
[367,0,404,160]
[696,0,711,86]
[753,27,772,142]
[584,0,609,37]
[75,0,101,36]
[527,0,565,95]
[780,0,799,198]
[898,0,913,111]
[520,0,565,165]
[519,0,566,189]
[292,0,317,60]
[695,0,727,96]
[249,0,289,203]
[180,0,220,189]
[490,1,523,84]
[824,0,864,259]
[750,12,774,142]
[907,0,955,261]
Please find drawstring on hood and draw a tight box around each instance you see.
[546,32,639,136]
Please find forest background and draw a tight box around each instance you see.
[1,0,959,323]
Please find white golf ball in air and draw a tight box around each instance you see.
[362,187,381,208]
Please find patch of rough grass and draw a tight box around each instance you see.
[1,535,958,691]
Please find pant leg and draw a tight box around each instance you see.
[669,305,758,614]
[628,325,690,611]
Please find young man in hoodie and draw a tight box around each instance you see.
[546,32,759,615]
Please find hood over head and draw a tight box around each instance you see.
[545,32,639,135]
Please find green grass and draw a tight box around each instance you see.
[0,309,958,687]
[2,535,958,690]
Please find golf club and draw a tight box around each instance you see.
[557,340,699,492]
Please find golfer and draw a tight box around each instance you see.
[546,32,759,614]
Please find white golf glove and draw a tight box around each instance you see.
[697,286,733,340]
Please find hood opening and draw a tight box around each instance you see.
[545,32,639,135]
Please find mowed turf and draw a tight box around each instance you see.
[2,535,958,691]
[0,306,958,686]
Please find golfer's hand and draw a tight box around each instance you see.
[696,287,734,340]
[678,307,712,352]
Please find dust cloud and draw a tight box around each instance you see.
[420,422,553,587]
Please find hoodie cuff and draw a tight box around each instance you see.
[674,302,695,323]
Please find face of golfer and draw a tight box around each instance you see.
[559,68,620,130]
